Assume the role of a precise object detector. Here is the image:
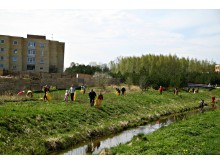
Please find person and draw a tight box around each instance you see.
[211,96,216,110]
[89,89,96,106]
[17,90,25,96]
[64,90,69,102]
[69,85,75,102]
[26,90,33,97]
[121,87,126,95]
[159,86,163,95]
[115,88,120,96]
[211,96,215,103]
[81,85,86,94]
[199,100,205,113]
[96,93,104,108]
[44,85,49,101]
[174,88,178,95]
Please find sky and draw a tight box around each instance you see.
[1,1,220,71]
[1,1,220,164]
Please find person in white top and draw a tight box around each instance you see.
[69,85,75,101]
[64,90,69,102]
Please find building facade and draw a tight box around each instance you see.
[0,34,65,73]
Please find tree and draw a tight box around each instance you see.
[109,54,216,88]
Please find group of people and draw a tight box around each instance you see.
[63,85,103,108]
[17,90,33,97]
[188,88,199,93]
[18,84,217,113]
[88,89,103,107]
[115,87,126,96]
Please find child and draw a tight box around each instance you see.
[95,93,103,108]
[97,93,103,107]
[64,90,69,102]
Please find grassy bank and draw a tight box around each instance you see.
[0,87,219,154]
[108,108,220,155]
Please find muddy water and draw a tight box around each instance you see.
[63,109,202,155]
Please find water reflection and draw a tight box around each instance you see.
[64,117,174,155]
[64,111,200,155]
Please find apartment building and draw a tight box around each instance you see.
[0,34,65,73]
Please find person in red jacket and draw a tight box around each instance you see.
[211,96,215,103]
[159,86,163,95]
[17,90,25,96]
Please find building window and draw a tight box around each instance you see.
[0,64,3,68]
[28,49,36,55]
[28,41,36,47]
[12,66,16,70]
[12,57,17,62]
[0,40,4,44]
[40,59,44,64]
[40,43,45,48]
[40,50,44,56]
[0,48,4,52]
[0,56,3,60]
[40,67,43,70]
[27,57,35,64]
[14,49,18,54]
[13,40,18,45]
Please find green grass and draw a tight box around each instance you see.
[0,87,219,154]
[108,109,220,155]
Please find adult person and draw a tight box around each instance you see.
[159,86,163,95]
[69,85,75,102]
[174,88,178,95]
[115,88,120,96]
[212,96,215,103]
[44,85,49,101]
[199,100,205,113]
[81,85,86,94]
[26,90,33,97]
[211,96,216,110]
[17,90,25,96]
[89,89,96,106]
[121,87,126,95]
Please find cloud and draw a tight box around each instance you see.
[0,9,220,67]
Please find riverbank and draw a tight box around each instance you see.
[108,108,220,155]
[0,88,219,154]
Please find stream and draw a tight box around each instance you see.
[62,108,205,155]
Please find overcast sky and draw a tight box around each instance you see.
[1,2,220,69]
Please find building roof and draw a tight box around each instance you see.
[27,34,46,40]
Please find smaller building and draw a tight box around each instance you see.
[0,69,3,76]
[215,65,220,72]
